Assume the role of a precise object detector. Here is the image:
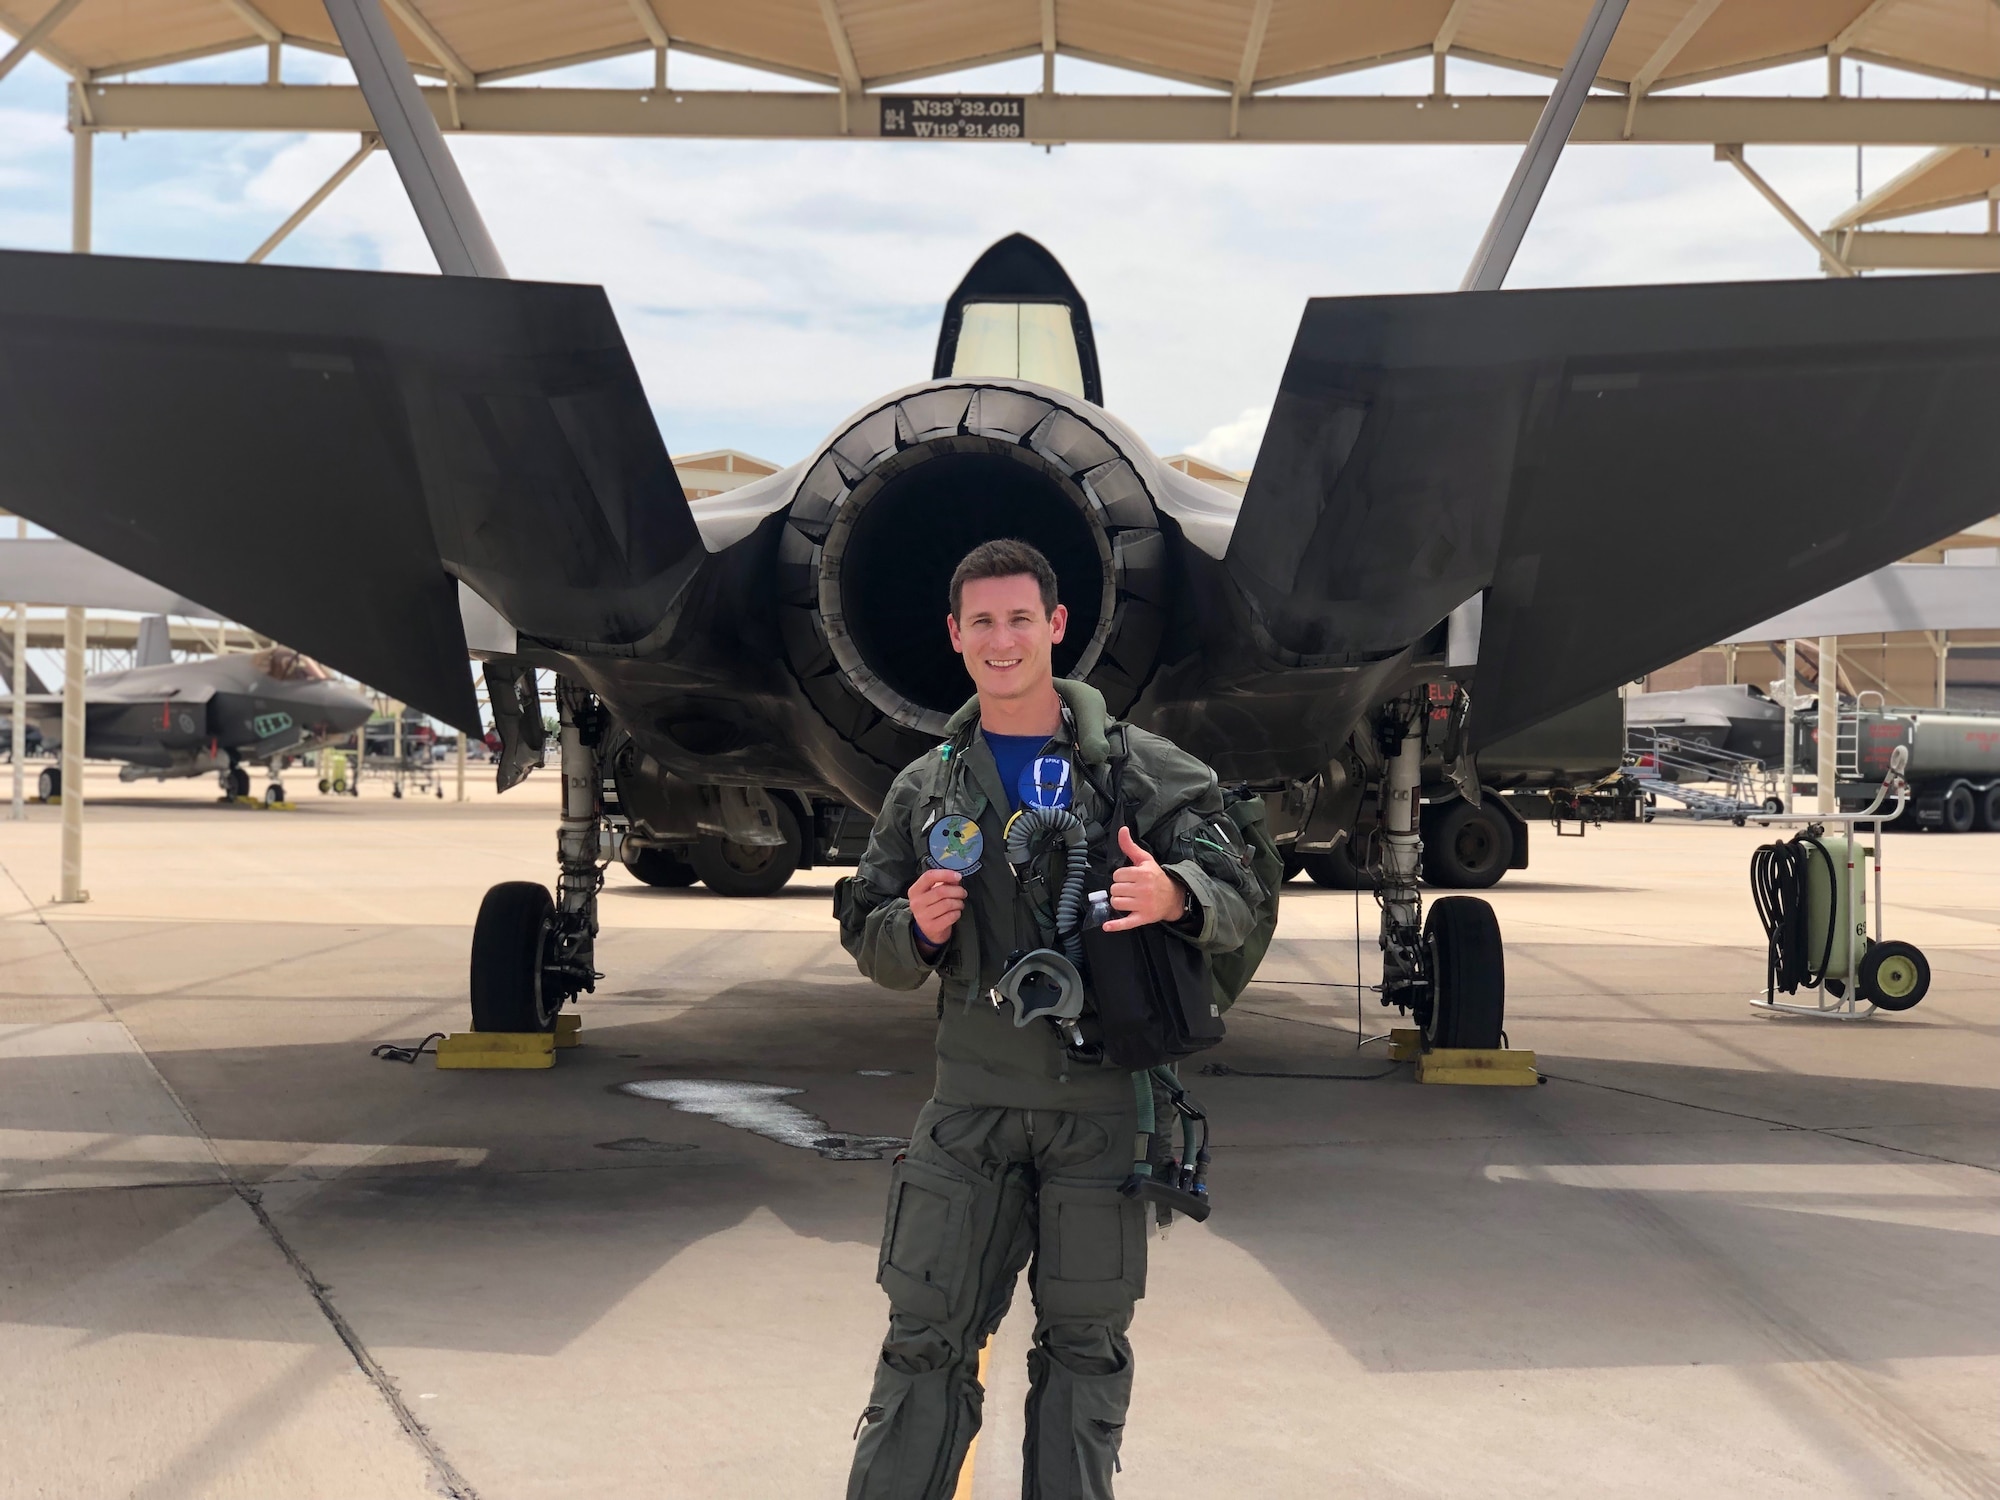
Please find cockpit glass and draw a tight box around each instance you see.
[252,647,330,683]
[951,302,1086,399]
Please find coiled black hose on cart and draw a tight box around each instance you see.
[1749,832,1836,999]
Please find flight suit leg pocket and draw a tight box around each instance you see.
[878,1155,981,1327]
[1034,1179,1147,1322]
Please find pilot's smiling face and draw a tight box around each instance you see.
[948,574,1067,703]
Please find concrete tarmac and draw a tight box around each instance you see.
[1,764,1996,1499]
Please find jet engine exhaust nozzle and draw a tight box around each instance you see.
[777,384,1169,766]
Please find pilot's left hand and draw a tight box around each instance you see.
[1102,825,1190,931]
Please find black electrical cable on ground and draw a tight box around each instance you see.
[1749,833,1836,999]
[372,1033,447,1064]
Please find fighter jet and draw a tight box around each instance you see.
[3,234,1998,1051]
[17,646,374,805]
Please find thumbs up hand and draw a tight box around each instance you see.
[1103,825,1190,932]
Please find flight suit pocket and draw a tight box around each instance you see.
[1035,1179,1147,1322]
[878,1156,978,1325]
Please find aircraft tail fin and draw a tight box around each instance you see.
[0,250,704,731]
[1232,274,2000,747]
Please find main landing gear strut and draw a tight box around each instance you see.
[1375,698,1506,1049]
[470,677,604,1032]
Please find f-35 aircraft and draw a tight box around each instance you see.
[2,235,1998,1050]
[19,647,374,804]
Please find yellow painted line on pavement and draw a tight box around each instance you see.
[951,1339,993,1500]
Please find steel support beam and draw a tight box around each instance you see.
[78,84,2000,147]
[1717,144,1856,276]
[9,516,23,824]
[1462,0,1628,291]
[57,604,83,900]
[0,0,82,86]
[322,0,504,278]
[247,133,378,262]
[1837,229,2000,270]
[1817,635,1840,815]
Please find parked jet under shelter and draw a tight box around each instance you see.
[1,233,1997,1052]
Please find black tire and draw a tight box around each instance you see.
[1422,799,1514,889]
[1977,784,2000,833]
[226,766,250,799]
[1280,852,1304,883]
[470,881,560,1032]
[624,845,700,888]
[264,784,284,807]
[1763,797,1785,814]
[692,796,801,896]
[1857,938,1929,1011]
[1942,784,1977,833]
[1423,896,1506,1050]
[38,766,57,800]
[1301,841,1367,889]
[318,778,330,794]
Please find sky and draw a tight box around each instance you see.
[0,42,1985,476]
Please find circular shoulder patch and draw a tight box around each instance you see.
[1019,755,1075,811]
[926,814,984,873]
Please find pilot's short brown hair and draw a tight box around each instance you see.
[949,538,1059,619]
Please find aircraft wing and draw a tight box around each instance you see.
[1233,274,2000,749]
[0,250,705,732]
[1723,560,2000,642]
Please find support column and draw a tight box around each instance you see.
[1781,639,1797,814]
[57,117,91,890]
[58,606,84,902]
[322,0,505,278]
[1460,0,1628,291]
[9,602,25,821]
[1933,629,1950,708]
[1722,642,1738,685]
[1817,635,1840,815]
[10,515,24,822]
[455,719,466,801]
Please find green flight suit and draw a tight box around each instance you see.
[838,680,1261,1500]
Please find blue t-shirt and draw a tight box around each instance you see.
[983,731,1050,813]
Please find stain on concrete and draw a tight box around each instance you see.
[619,1079,907,1161]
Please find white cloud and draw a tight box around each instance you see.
[1186,407,1270,473]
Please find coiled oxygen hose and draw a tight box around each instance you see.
[1005,804,1090,964]
[1750,832,1836,995]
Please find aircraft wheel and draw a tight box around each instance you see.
[1858,938,1930,1012]
[469,880,560,1032]
[37,767,57,800]
[623,845,699,888]
[1421,799,1513,889]
[1975,785,2000,832]
[1942,785,1976,833]
[226,766,251,799]
[1280,852,1304,883]
[692,797,801,897]
[1422,896,1506,1050]
[1301,842,1366,889]
[1763,796,1785,814]
[264,784,284,807]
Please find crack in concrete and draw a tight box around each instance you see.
[0,860,480,1500]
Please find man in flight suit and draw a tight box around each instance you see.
[837,538,1263,1499]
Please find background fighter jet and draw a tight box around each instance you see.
[16,647,374,804]
[3,235,1999,1047]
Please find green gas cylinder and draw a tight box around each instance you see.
[1803,831,1872,983]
